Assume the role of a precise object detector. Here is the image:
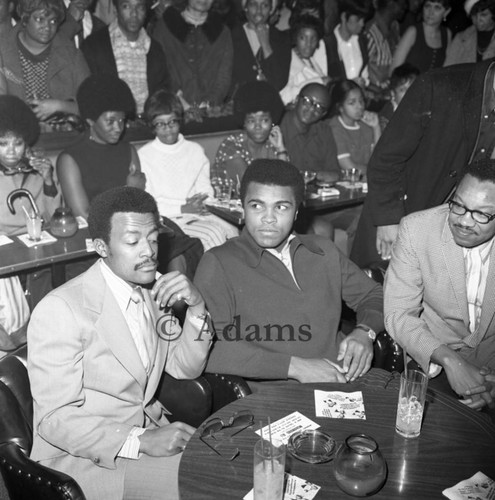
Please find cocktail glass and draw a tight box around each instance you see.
[302,170,316,196]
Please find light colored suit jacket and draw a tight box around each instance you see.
[384,205,495,374]
[27,261,211,499]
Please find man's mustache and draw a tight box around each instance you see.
[135,259,158,270]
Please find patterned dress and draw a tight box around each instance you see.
[214,131,278,181]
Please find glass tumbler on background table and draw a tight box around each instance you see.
[25,211,42,241]
[253,438,285,500]
[341,167,360,188]
[396,369,428,438]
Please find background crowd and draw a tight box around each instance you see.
[0,0,492,352]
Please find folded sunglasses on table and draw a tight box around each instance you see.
[199,410,254,460]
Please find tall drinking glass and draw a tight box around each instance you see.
[396,369,428,438]
[253,439,285,500]
[25,212,42,241]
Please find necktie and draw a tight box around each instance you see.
[129,287,157,373]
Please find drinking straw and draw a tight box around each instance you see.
[267,416,274,473]
[259,420,266,472]
[21,205,31,219]
[403,348,409,401]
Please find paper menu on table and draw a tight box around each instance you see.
[254,411,319,445]
[76,216,88,228]
[243,473,321,500]
[17,231,57,247]
[0,235,13,246]
[442,472,495,500]
[314,390,366,419]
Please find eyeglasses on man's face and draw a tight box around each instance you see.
[300,95,328,114]
[448,199,495,224]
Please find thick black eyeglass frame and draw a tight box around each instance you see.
[448,199,495,224]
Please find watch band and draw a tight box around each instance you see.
[356,324,377,342]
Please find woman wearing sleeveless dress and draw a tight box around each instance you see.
[391,0,451,73]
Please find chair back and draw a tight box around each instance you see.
[0,345,32,454]
[362,263,405,373]
[203,373,252,413]
[0,345,86,500]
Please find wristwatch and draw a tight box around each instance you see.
[356,324,377,342]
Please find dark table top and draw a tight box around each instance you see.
[179,369,495,500]
[205,186,366,227]
[0,227,94,277]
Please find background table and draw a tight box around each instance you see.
[205,186,366,227]
[0,227,94,286]
[179,369,495,499]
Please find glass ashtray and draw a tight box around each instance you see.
[287,429,336,464]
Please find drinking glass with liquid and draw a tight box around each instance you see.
[253,439,285,500]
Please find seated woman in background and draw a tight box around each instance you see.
[57,74,144,220]
[0,96,61,356]
[0,0,89,123]
[329,79,380,179]
[214,80,288,183]
[230,0,291,95]
[325,80,380,250]
[57,74,201,276]
[138,90,238,251]
[152,0,232,108]
[444,0,495,66]
[391,0,451,73]
[280,14,330,105]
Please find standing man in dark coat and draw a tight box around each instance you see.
[351,59,495,267]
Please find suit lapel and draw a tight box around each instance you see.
[83,263,148,388]
[441,220,470,329]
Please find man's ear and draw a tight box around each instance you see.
[94,238,108,258]
[86,118,95,128]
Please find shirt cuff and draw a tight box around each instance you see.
[187,309,214,337]
[117,427,146,459]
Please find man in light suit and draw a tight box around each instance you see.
[27,186,213,500]
[384,160,495,416]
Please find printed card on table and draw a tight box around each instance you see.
[442,472,495,500]
[76,216,88,228]
[255,411,319,445]
[17,231,57,247]
[314,390,366,419]
[0,235,13,246]
[244,473,321,500]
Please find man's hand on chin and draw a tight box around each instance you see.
[337,329,374,382]
[288,357,347,383]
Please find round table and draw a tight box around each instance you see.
[179,369,495,499]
